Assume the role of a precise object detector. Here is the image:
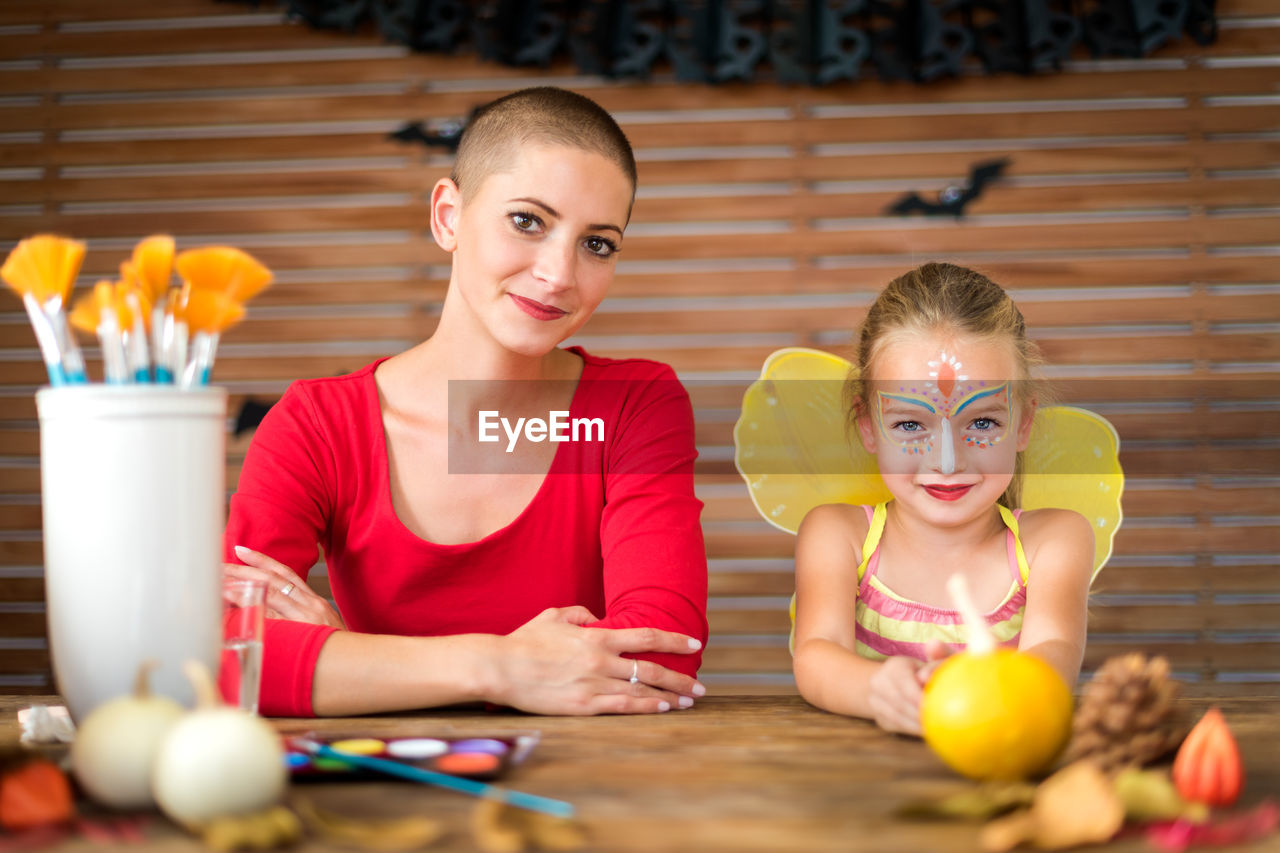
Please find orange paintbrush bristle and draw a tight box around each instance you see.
[115,277,153,330]
[174,283,245,334]
[129,234,175,304]
[69,281,115,336]
[175,246,272,303]
[1,234,86,303]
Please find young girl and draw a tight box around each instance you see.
[791,262,1095,735]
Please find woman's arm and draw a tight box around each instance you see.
[793,504,934,734]
[588,365,709,677]
[311,606,703,716]
[1016,508,1095,688]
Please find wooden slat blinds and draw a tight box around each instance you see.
[0,0,1276,696]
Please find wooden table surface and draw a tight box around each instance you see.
[3,693,1278,852]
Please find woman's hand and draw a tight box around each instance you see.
[225,545,346,630]
[486,606,706,716]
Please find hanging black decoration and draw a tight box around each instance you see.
[866,0,972,83]
[612,0,668,77]
[387,115,472,151]
[234,399,274,437]
[240,0,1217,86]
[769,0,869,85]
[1183,0,1216,45]
[569,0,663,77]
[666,0,715,82]
[285,0,370,31]
[1082,0,1190,56]
[887,158,1011,217]
[372,0,466,52]
[471,1,568,67]
[969,0,1079,74]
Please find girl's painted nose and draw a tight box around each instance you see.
[935,418,957,475]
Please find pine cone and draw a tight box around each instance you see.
[1062,653,1189,772]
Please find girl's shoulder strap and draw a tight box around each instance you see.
[856,502,889,584]
[997,504,1031,584]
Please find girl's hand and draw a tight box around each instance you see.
[488,606,706,716]
[870,643,954,735]
[915,639,953,685]
[868,656,929,735]
[226,545,346,630]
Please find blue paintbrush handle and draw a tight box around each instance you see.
[291,738,574,818]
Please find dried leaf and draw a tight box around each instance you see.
[471,799,526,853]
[199,806,302,852]
[293,797,442,851]
[470,799,586,853]
[980,761,1123,851]
[1113,767,1207,824]
[521,811,587,852]
[1031,761,1124,848]
[897,783,1037,821]
[981,810,1038,852]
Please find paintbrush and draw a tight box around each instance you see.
[69,281,130,384]
[1,235,88,385]
[174,283,244,387]
[289,738,574,818]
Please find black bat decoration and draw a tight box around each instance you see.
[887,158,1010,217]
[234,398,274,437]
[387,112,475,153]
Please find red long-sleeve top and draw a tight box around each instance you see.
[224,347,708,716]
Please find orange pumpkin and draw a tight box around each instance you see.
[920,576,1074,781]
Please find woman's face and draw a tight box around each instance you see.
[856,332,1035,525]
[434,143,633,358]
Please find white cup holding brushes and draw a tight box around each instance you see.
[37,385,227,722]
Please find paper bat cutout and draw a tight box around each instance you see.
[888,157,1010,217]
[386,114,474,153]
[234,398,274,437]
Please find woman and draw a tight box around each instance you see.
[225,87,708,717]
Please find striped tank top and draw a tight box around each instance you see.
[855,502,1029,660]
[789,502,1030,660]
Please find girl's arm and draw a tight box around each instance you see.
[1016,508,1095,688]
[793,504,931,734]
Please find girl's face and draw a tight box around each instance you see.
[856,332,1035,526]
[432,143,633,358]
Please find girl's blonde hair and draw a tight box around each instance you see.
[846,262,1046,508]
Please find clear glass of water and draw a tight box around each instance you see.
[220,578,266,714]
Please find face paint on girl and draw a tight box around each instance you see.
[875,382,1013,474]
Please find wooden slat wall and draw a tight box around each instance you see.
[1,0,1277,695]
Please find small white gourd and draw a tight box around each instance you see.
[151,660,286,825]
[70,660,185,809]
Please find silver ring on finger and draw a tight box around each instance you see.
[629,660,640,684]
[281,582,295,597]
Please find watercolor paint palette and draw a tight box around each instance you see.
[285,733,539,782]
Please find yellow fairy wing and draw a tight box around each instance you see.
[1020,407,1124,583]
[733,348,1125,581]
[734,348,891,535]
